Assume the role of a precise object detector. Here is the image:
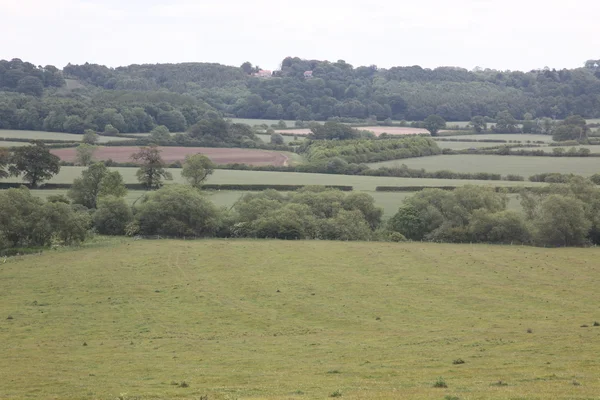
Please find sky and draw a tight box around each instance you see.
[1,0,598,72]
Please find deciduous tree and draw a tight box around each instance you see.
[181,154,215,189]
[131,145,173,189]
[423,114,446,136]
[9,141,60,187]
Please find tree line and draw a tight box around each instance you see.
[388,178,600,246]
[61,57,600,122]
[2,170,599,252]
[3,56,600,138]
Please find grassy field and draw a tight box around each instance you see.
[0,130,128,143]
[3,167,547,191]
[519,145,600,154]
[0,141,34,147]
[2,240,600,400]
[433,141,507,150]
[439,133,554,143]
[255,133,304,144]
[369,155,600,177]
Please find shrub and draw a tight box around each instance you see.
[134,185,222,237]
[93,196,133,235]
[330,389,343,397]
[433,377,448,388]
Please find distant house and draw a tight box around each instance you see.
[252,70,272,78]
[303,70,313,79]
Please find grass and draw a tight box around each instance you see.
[368,155,600,177]
[0,129,129,143]
[433,141,509,150]
[255,133,305,143]
[519,145,600,154]
[1,240,600,399]
[439,133,554,142]
[0,140,34,147]
[6,167,546,191]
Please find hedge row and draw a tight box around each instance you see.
[375,186,541,193]
[0,182,353,192]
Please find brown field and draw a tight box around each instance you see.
[277,126,432,136]
[51,146,291,166]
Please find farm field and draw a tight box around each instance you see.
[0,141,33,147]
[433,140,507,150]
[276,126,431,136]
[6,167,547,191]
[255,133,303,144]
[51,146,299,166]
[519,145,600,154]
[369,155,600,177]
[440,133,554,142]
[0,129,128,143]
[2,240,600,400]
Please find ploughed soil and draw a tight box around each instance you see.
[52,146,290,166]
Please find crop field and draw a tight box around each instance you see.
[0,130,128,143]
[2,240,600,400]
[369,155,600,177]
[5,167,546,191]
[440,133,554,143]
[51,146,299,166]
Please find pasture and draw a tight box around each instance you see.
[433,140,508,150]
[50,146,298,167]
[1,240,600,400]
[369,155,600,177]
[0,129,128,143]
[255,133,303,144]
[440,133,554,143]
[519,145,600,154]
[0,141,33,147]
[6,167,547,191]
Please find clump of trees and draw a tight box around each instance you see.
[0,187,90,250]
[228,187,383,240]
[300,134,441,164]
[388,177,600,246]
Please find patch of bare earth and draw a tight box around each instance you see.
[51,146,290,166]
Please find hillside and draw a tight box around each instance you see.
[1,239,599,399]
[2,57,600,136]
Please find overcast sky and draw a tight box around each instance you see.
[1,0,598,72]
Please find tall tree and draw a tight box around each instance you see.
[9,141,60,187]
[181,154,215,189]
[423,114,446,136]
[131,145,173,189]
[68,163,126,209]
[75,143,96,166]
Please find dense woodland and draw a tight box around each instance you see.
[1,57,600,135]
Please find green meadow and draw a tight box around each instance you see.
[1,240,599,400]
